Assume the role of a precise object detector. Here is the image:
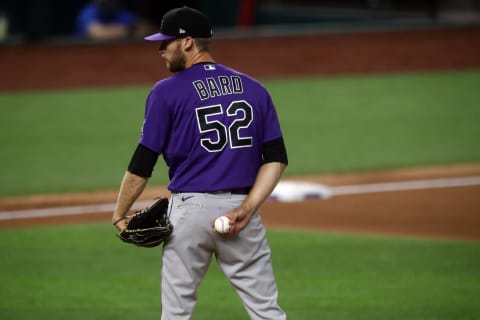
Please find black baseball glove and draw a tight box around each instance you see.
[117,197,173,248]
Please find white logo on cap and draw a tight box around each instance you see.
[179,28,186,34]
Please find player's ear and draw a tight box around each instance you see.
[182,37,194,51]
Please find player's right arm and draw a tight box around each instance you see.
[112,171,149,231]
[112,144,159,231]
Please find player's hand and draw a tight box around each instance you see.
[223,206,253,235]
[112,216,128,232]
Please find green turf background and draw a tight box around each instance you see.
[1,70,479,196]
[1,70,479,319]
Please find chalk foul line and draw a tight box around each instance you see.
[331,175,480,196]
[0,176,479,221]
[0,200,154,221]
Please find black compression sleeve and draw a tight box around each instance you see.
[262,137,288,165]
[127,144,159,178]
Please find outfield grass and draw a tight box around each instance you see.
[1,70,479,196]
[270,70,480,174]
[0,223,479,320]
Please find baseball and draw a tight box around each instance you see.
[214,216,231,234]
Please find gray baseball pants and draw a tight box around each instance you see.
[161,192,286,320]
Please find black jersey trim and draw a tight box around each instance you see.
[127,144,159,178]
[262,137,288,165]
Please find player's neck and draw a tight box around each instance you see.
[187,51,215,68]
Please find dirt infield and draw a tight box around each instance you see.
[1,26,480,241]
[1,164,480,242]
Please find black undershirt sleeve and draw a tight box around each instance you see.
[262,137,288,165]
[127,144,159,178]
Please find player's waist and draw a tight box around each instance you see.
[171,187,251,195]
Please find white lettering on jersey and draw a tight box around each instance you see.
[192,76,243,100]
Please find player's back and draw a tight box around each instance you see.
[146,63,283,192]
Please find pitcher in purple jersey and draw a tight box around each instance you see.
[112,6,288,320]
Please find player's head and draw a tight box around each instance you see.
[145,7,213,73]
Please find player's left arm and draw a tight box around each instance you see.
[224,137,288,234]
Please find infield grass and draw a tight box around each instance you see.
[1,70,479,196]
[0,222,479,320]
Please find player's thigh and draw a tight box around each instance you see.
[163,194,214,283]
[216,212,273,275]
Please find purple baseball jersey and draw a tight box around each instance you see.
[139,63,283,192]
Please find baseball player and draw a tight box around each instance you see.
[112,6,288,320]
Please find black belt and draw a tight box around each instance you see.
[209,187,251,195]
[173,187,251,195]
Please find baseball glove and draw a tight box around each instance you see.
[117,197,173,248]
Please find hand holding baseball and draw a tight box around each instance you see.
[213,216,231,234]
[213,205,254,235]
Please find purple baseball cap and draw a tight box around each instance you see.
[145,6,213,41]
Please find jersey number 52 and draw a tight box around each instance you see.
[195,100,253,152]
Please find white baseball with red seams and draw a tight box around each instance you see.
[214,216,231,233]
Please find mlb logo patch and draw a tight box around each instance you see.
[204,64,216,71]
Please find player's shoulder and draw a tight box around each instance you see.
[216,64,257,80]
[216,64,268,91]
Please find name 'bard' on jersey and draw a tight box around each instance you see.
[139,63,284,193]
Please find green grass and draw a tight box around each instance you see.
[269,70,480,175]
[0,223,479,319]
[0,86,163,196]
[1,70,479,196]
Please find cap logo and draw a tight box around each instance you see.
[179,28,186,34]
